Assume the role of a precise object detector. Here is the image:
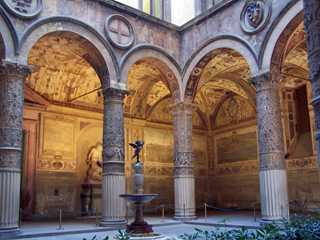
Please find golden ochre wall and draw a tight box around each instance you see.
[25,102,320,216]
[32,106,208,215]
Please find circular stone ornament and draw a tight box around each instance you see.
[2,0,42,19]
[240,0,271,34]
[105,14,134,49]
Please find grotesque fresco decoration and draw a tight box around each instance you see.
[214,96,256,128]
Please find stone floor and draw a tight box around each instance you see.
[5,210,262,240]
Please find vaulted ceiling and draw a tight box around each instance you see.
[24,22,309,130]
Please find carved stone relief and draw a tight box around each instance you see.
[248,72,285,171]
[172,102,196,176]
[102,88,128,175]
[303,0,320,82]
[2,0,42,19]
[303,0,320,146]
[104,14,134,49]
[0,61,33,169]
[240,0,271,34]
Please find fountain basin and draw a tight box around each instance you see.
[120,194,158,235]
[120,194,157,203]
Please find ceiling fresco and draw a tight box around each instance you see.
[281,21,309,89]
[27,34,104,109]
[24,21,310,131]
[183,48,257,130]
[125,58,180,119]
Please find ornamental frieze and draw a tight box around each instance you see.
[285,157,318,169]
[174,167,194,176]
[260,153,285,170]
[0,150,21,169]
[102,161,125,175]
[37,159,76,172]
[173,152,194,167]
[145,165,173,176]
[213,160,259,176]
[210,157,318,176]
[103,145,125,163]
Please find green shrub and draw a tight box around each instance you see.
[180,214,320,240]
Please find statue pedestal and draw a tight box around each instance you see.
[132,162,144,194]
[81,184,102,215]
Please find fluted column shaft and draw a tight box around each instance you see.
[248,73,288,223]
[172,102,197,220]
[100,87,128,226]
[0,60,33,236]
[303,0,320,174]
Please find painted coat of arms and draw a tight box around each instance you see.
[240,0,271,34]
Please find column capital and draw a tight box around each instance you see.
[170,102,197,114]
[0,60,33,79]
[103,87,129,103]
[247,72,281,92]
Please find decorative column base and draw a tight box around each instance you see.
[173,175,197,220]
[0,171,21,236]
[260,169,288,225]
[100,174,126,226]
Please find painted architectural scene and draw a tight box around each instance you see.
[1,0,320,237]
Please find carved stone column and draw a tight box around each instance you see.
[100,87,128,226]
[303,0,320,172]
[172,102,197,220]
[0,60,33,236]
[248,72,288,224]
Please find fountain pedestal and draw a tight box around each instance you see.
[119,194,158,235]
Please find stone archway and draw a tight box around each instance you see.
[186,46,259,212]
[23,31,105,217]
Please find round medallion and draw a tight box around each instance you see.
[240,0,271,34]
[2,0,42,19]
[228,97,239,118]
[105,14,134,49]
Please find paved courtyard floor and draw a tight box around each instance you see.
[5,210,261,240]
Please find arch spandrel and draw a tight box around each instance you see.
[0,6,18,60]
[17,17,118,89]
